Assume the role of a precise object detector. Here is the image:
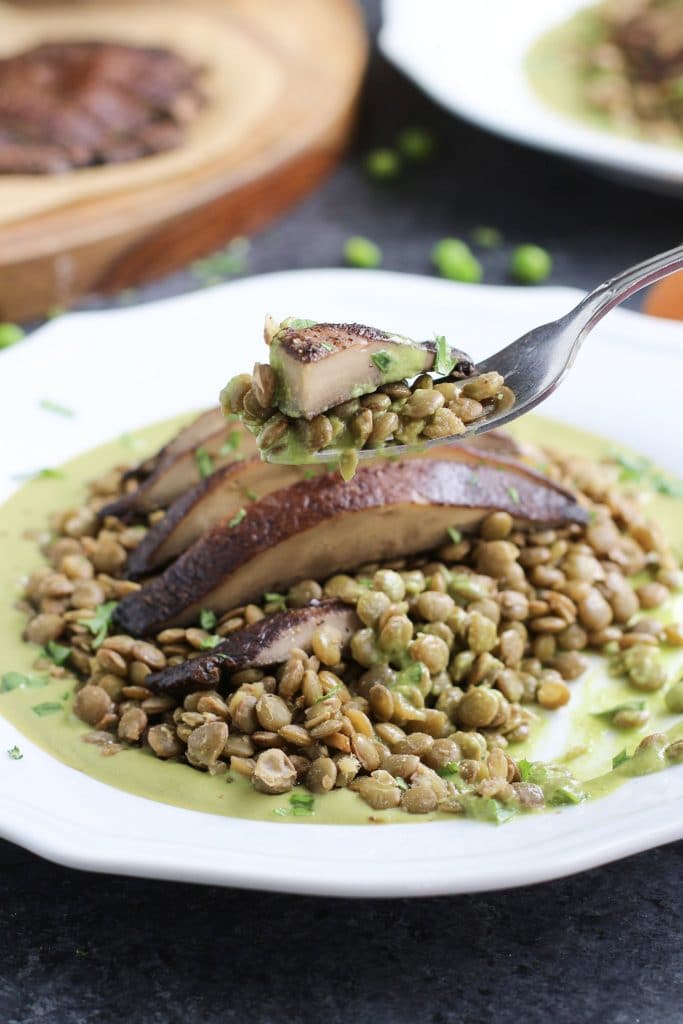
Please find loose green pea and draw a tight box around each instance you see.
[396,127,435,162]
[364,148,401,181]
[509,244,552,285]
[0,323,24,349]
[431,239,483,284]
[344,236,382,269]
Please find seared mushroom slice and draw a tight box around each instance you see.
[114,454,588,635]
[260,319,475,420]
[125,408,226,484]
[125,457,323,577]
[124,431,532,577]
[102,415,255,520]
[145,601,359,697]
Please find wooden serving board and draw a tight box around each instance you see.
[0,0,367,320]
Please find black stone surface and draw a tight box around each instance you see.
[3,2,682,1021]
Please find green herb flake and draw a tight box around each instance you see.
[274,789,315,817]
[447,527,462,544]
[13,466,65,483]
[437,761,460,778]
[1,672,48,692]
[77,601,118,649]
[396,776,409,791]
[44,640,71,666]
[612,749,630,770]
[244,488,258,501]
[507,486,520,504]
[593,699,646,718]
[195,446,214,479]
[32,701,63,717]
[199,609,217,631]
[191,237,250,286]
[284,317,317,331]
[228,508,247,528]
[319,342,334,353]
[371,350,392,374]
[434,334,457,376]
[219,430,243,456]
[397,661,424,686]
[358,577,374,590]
[200,634,222,651]
[517,758,532,782]
[7,745,23,760]
[40,398,74,418]
[550,786,585,806]
[264,592,288,611]
[314,684,342,704]
[303,468,317,480]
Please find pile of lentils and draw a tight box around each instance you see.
[19,445,683,819]
[221,368,513,476]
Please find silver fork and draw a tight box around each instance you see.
[312,243,683,462]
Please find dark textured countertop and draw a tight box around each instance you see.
[1,3,681,1021]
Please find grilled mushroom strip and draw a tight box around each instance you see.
[102,414,255,520]
[145,601,359,696]
[114,453,588,635]
[260,318,475,420]
[124,432,533,577]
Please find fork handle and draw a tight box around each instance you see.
[567,243,683,340]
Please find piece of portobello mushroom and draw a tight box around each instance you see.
[114,455,588,635]
[125,457,324,577]
[144,601,359,696]
[102,416,255,520]
[262,319,476,420]
[124,432,532,578]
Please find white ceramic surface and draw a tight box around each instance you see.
[380,0,683,192]
[0,268,682,896]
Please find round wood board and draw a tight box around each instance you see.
[0,0,368,320]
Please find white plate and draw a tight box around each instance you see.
[380,0,683,193]
[0,268,682,896]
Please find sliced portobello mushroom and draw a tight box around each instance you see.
[114,454,588,635]
[125,457,324,577]
[144,601,359,696]
[102,416,255,520]
[125,407,227,484]
[124,431,533,578]
[260,319,476,420]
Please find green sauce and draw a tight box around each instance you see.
[525,5,683,149]
[0,413,681,825]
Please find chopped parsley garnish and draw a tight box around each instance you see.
[219,430,243,456]
[607,449,683,498]
[244,488,258,501]
[465,797,517,825]
[190,237,250,286]
[507,486,520,504]
[396,661,424,687]
[195,447,214,478]
[284,318,317,330]
[517,758,532,782]
[32,701,63,717]
[396,776,409,790]
[612,749,630,770]
[549,786,585,806]
[371,350,392,374]
[228,508,246,527]
[7,745,23,760]
[358,577,374,589]
[303,468,317,480]
[593,699,646,718]
[200,634,222,650]
[434,334,458,376]
[319,342,334,352]
[77,601,118,649]
[274,790,315,816]
[199,609,217,631]
[44,640,71,666]
[447,527,462,544]
[13,467,65,482]
[1,672,47,692]
[40,399,74,417]
[264,592,288,611]
[436,761,460,778]
[314,684,342,703]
